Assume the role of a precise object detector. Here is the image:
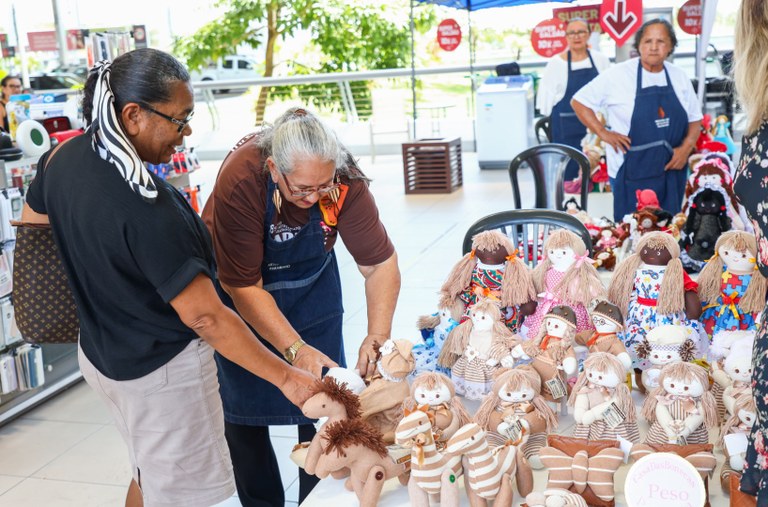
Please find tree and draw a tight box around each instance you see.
[173,0,434,121]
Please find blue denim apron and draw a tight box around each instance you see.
[550,50,599,180]
[612,61,688,222]
[215,178,345,425]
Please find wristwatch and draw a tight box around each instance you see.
[283,339,306,364]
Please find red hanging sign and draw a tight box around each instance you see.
[437,19,462,52]
[531,18,567,58]
[677,0,702,35]
[600,0,642,47]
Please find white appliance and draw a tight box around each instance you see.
[476,75,535,169]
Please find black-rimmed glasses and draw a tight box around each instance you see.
[282,172,340,197]
[140,104,194,133]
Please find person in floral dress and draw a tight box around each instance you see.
[732,1,768,501]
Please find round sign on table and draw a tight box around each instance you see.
[437,19,462,52]
[678,0,702,36]
[531,18,567,58]
[624,452,706,507]
[15,120,51,158]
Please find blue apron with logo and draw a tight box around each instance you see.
[612,61,688,222]
[550,50,599,180]
[215,178,345,426]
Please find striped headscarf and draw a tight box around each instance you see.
[89,60,158,203]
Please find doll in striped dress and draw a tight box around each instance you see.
[718,391,757,492]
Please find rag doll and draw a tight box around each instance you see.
[514,305,579,402]
[636,189,661,210]
[720,341,753,416]
[683,157,750,232]
[413,301,460,377]
[359,339,415,443]
[401,371,471,444]
[523,229,605,338]
[635,324,697,393]
[440,230,537,332]
[474,366,558,469]
[437,299,520,400]
[641,361,718,446]
[608,231,704,372]
[712,114,736,155]
[591,249,617,271]
[698,230,766,340]
[680,187,732,269]
[576,299,631,371]
[569,352,640,443]
[718,391,757,491]
[710,330,755,421]
[595,227,621,251]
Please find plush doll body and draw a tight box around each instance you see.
[608,231,704,370]
[402,372,471,444]
[441,230,537,332]
[642,362,718,446]
[413,305,460,377]
[515,305,579,402]
[698,231,766,341]
[438,299,519,400]
[711,330,755,421]
[569,353,640,443]
[720,342,753,416]
[680,188,732,269]
[577,299,632,371]
[359,339,415,443]
[635,324,697,393]
[718,392,757,491]
[524,230,605,338]
[474,367,558,469]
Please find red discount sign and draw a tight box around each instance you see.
[437,19,462,52]
[600,0,641,47]
[531,18,567,58]
[678,0,702,35]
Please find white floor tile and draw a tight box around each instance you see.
[0,477,126,507]
[20,381,112,425]
[0,476,22,496]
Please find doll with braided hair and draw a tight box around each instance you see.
[698,230,767,341]
[441,230,537,332]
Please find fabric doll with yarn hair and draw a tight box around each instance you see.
[474,366,557,469]
[682,157,752,232]
[412,297,461,377]
[569,352,640,443]
[401,371,471,444]
[437,298,520,400]
[697,230,766,341]
[679,187,732,270]
[522,229,606,338]
[635,324,697,394]
[608,231,704,373]
[641,361,718,446]
[441,230,537,332]
[718,391,756,491]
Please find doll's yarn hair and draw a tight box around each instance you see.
[402,372,471,427]
[608,232,684,317]
[437,298,513,368]
[313,376,362,419]
[528,308,577,357]
[533,229,606,306]
[474,366,557,432]
[718,391,757,448]
[641,362,717,426]
[683,161,737,213]
[697,231,767,314]
[322,417,388,458]
[440,230,536,307]
[568,352,636,422]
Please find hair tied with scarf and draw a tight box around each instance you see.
[89,60,158,203]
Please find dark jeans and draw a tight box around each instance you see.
[224,421,318,506]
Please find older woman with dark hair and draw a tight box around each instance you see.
[572,18,702,222]
[0,75,22,132]
[20,48,316,507]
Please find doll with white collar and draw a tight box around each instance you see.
[474,366,558,469]
[641,361,718,445]
[698,231,766,341]
[635,324,697,393]
[413,300,461,377]
[569,352,640,443]
[718,391,757,491]
[441,230,537,332]
[710,330,755,421]
[522,229,605,338]
[576,299,632,371]
[437,298,520,400]
[514,305,579,402]
[401,371,471,444]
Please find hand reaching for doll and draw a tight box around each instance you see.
[279,366,318,409]
[293,344,338,378]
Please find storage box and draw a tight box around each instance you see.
[401,137,462,194]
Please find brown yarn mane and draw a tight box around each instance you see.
[314,376,362,419]
[322,418,388,458]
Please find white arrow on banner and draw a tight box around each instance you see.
[603,0,638,40]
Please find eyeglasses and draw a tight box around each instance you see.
[139,104,194,133]
[282,172,340,197]
[566,30,589,37]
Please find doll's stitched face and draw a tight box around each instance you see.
[414,383,452,406]
[719,246,755,274]
[471,310,494,331]
[738,409,756,427]
[640,246,672,266]
[663,375,704,397]
[499,383,535,402]
[650,347,681,366]
[592,314,619,333]
[545,317,568,338]
[476,245,508,265]
[724,355,753,382]
[698,174,722,187]
[586,367,620,388]
[548,246,576,272]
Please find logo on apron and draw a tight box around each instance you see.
[655,106,670,129]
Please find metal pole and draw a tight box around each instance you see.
[52,0,67,66]
[410,0,418,140]
[11,2,30,89]
[467,4,477,151]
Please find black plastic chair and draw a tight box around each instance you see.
[461,209,593,266]
[534,116,551,144]
[508,143,591,212]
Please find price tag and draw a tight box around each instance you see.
[676,434,688,446]
[602,402,626,428]
[503,420,525,443]
[545,376,568,400]
[387,444,412,465]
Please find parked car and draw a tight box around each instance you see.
[28,73,83,94]
[190,55,260,93]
